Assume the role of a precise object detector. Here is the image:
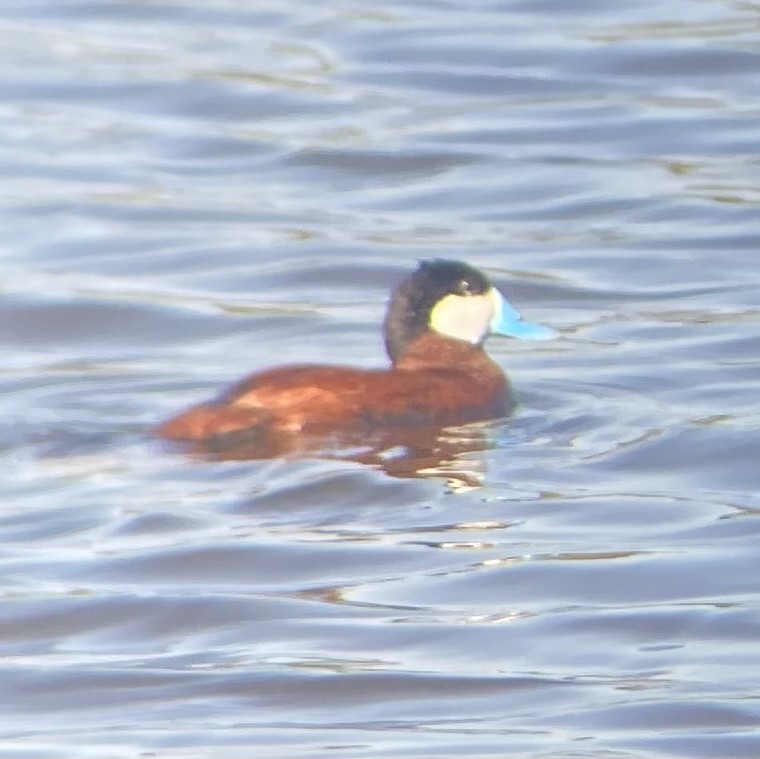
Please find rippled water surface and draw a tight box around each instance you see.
[2,1,759,757]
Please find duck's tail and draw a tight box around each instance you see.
[156,403,274,450]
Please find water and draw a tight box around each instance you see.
[1,0,759,757]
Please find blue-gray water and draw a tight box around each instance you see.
[1,1,759,757]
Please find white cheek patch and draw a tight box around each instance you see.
[429,293,495,344]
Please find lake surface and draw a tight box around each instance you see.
[1,1,759,757]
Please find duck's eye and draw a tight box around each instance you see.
[457,279,471,296]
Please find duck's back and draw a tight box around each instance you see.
[157,336,509,452]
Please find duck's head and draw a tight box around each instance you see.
[383,259,557,363]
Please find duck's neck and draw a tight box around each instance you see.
[392,332,492,371]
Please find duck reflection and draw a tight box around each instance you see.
[183,418,501,490]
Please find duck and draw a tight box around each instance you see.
[157,259,556,457]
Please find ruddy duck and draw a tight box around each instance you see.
[157,259,556,456]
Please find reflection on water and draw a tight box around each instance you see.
[168,419,501,490]
[1,0,760,757]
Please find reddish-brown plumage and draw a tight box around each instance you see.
[156,259,555,460]
[157,332,511,456]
